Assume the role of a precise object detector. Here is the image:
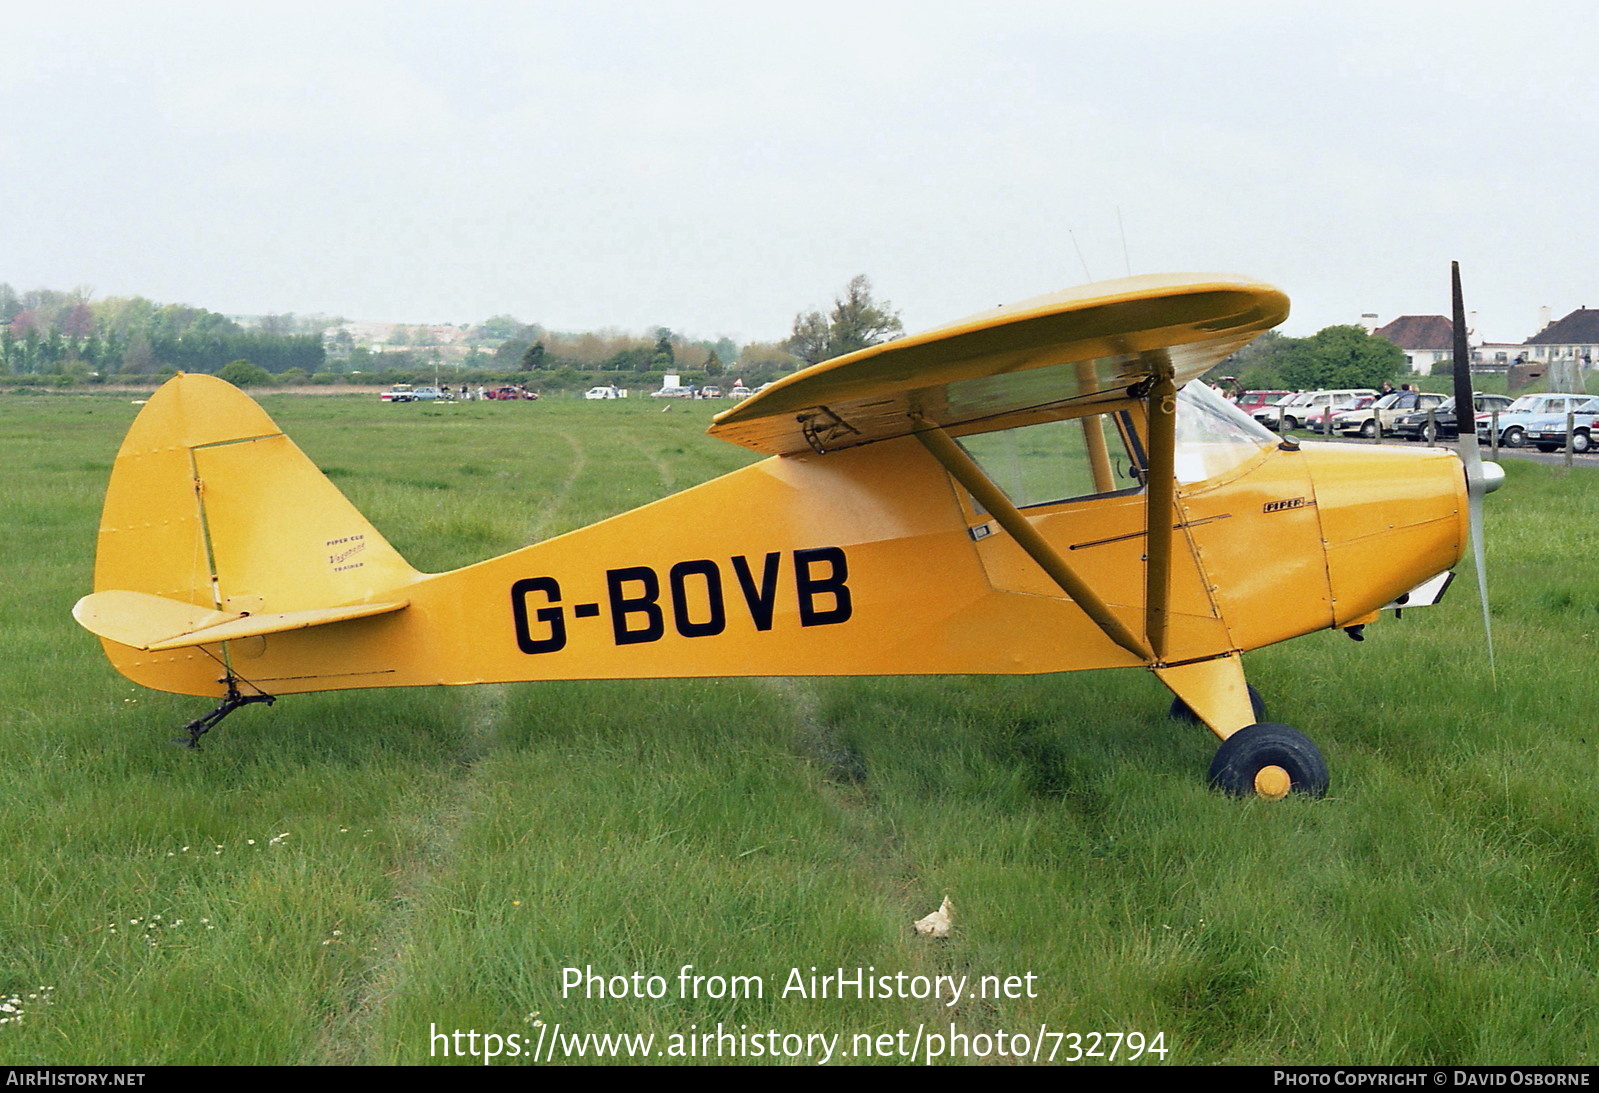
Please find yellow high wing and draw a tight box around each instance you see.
[78,275,1290,748]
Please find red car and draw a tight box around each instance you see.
[1232,389,1293,415]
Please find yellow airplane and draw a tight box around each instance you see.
[73,270,1501,799]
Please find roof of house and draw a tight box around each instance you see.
[1374,315,1454,352]
[1525,307,1599,345]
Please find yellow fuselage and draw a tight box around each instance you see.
[97,405,1465,702]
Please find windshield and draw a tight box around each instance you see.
[1175,382,1277,484]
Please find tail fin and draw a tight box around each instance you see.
[78,374,418,694]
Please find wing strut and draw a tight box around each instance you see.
[912,421,1150,662]
[1142,359,1179,661]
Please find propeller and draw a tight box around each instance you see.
[1451,261,1500,682]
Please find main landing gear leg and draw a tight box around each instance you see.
[1155,655,1328,799]
[179,680,275,749]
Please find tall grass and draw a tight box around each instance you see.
[0,391,1595,1064]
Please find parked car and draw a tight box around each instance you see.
[727,385,753,400]
[1476,393,1590,448]
[1333,390,1447,438]
[1233,390,1293,416]
[1521,396,1599,453]
[1253,392,1312,430]
[487,387,538,400]
[650,386,693,398]
[583,386,621,400]
[381,384,415,402]
[700,386,722,398]
[1391,393,1513,442]
[1308,396,1375,434]
[1253,389,1378,432]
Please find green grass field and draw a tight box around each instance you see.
[1,390,1596,1066]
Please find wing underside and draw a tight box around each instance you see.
[710,274,1289,456]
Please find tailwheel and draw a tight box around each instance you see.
[1207,723,1329,800]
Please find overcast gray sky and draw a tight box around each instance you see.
[4,1,1594,345]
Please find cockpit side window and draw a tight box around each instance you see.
[956,413,1143,511]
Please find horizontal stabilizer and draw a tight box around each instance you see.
[74,590,408,652]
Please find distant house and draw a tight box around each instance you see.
[1470,342,1524,372]
[1374,315,1454,375]
[1522,307,1599,366]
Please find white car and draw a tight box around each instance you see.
[1476,392,1590,448]
[1253,389,1378,432]
[584,386,621,400]
[1333,391,1447,438]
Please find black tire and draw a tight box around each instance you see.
[1574,431,1592,455]
[1423,423,1437,444]
[1169,684,1267,726]
[1208,723,1329,799]
[1504,427,1526,449]
[1282,416,1299,431]
[1360,420,1376,438]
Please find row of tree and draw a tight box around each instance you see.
[0,327,325,376]
[2,274,1409,395]
[0,284,326,376]
[2,275,913,385]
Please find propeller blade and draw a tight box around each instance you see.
[1452,261,1496,683]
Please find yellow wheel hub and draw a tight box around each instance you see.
[1254,765,1291,800]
